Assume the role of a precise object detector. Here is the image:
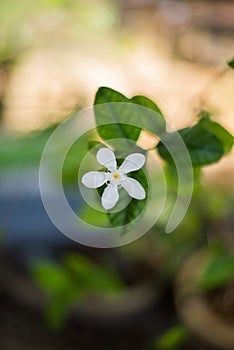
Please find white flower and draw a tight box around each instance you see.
[82,148,146,210]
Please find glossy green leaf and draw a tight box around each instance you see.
[131,94,166,135]
[94,87,165,150]
[94,87,141,146]
[131,95,162,115]
[198,115,234,153]
[179,126,224,165]
[157,123,225,166]
[95,86,129,105]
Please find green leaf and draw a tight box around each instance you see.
[157,123,225,167]
[94,87,165,150]
[94,87,141,148]
[179,126,224,165]
[95,86,129,105]
[131,94,166,136]
[198,115,234,154]
[108,168,148,229]
[131,95,163,115]
[228,57,234,69]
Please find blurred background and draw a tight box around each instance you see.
[0,1,234,349]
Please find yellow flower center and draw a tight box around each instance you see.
[113,173,120,179]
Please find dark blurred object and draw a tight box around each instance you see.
[120,0,234,64]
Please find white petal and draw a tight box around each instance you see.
[121,178,146,200]
[101,185,119,210]
[82,171,107,188]
[96,148,117,170]
[119,153,145,174]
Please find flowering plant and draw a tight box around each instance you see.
[80,81,233,229]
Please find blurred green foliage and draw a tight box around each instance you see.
[198,246,234,291]
[61,129,97,184]
[0,0,119,59]
[0,125,97,186]
[32,253,123,329]
[155,325,188,350]
[135,185,234,282]
[0,126,56,169]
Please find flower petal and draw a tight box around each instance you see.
[96,148,117,170]
[119,153,145,174]
[121,178,146,200]
[82,171,107,188]
[101,185,119,210]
